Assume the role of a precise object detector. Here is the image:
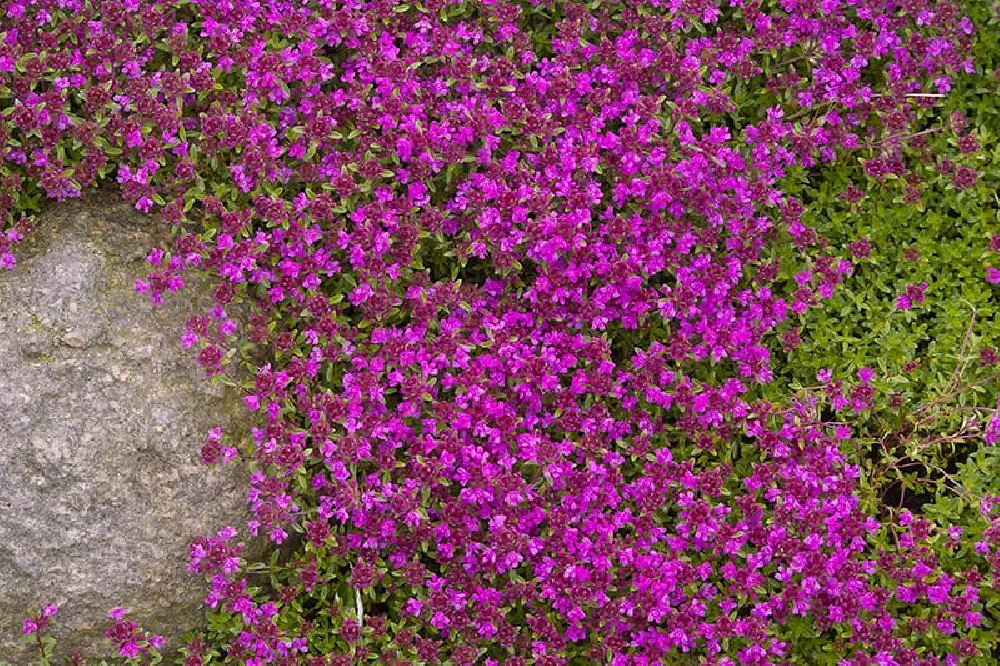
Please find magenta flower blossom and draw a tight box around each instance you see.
[118,641,140,659]
[405,598,423,616]
[895,282,929,310]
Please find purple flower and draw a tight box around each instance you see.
[118,641,141,659]
[405,598,423,616]
[180,329,199,348]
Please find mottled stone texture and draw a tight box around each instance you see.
[0,191,266,663]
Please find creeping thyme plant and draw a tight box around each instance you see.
[3,0,1000,663]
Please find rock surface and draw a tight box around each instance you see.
[0,190,266,662]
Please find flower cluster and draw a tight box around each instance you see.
[105,608,167,660]
[21,604,58,638]
[1,0,995,663]
[17,604,164,665]
[895,281,929,310]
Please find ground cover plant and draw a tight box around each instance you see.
[2,0,1000,663]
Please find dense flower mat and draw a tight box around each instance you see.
[4,0,1000,663]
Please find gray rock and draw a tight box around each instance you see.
[0,190,268,663]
